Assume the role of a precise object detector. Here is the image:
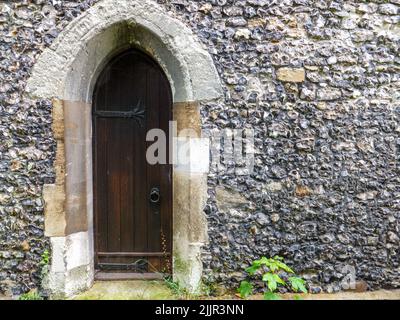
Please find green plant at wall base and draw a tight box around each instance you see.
[39,249,50,281]
[18,290,44,300]
[39,249,51,296]
[40,250,49,267]
[237,256,307,300]
[163,276,191,299]
[163,276,214,299]
[238,280,253,299]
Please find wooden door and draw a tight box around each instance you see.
[93,49,172,275]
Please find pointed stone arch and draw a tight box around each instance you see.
[27,0,222,297]
[27,0,222,103]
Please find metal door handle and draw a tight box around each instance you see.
[149,187,160,204]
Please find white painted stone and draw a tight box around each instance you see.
[65,231,91,271]
[48,232,94,298]
[173,241,205,294]
[65,263,94,297]
[189,139,210,174]
[50,237,67,274]
[174,138,210,173]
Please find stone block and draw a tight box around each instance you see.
[52,98,64,141]
[276,67,305,83]
[43,184,66,237]
[173,102,201,137]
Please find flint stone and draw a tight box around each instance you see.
[264,182,283,192]
[317,87,342,101]
[356,191,378,201]
[378,4,398,15]
[216,186,250,212]
[234,28,251,39]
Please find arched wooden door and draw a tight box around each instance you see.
[93,49,172,277]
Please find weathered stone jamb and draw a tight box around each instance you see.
[26,0,222,298]
[42,98,94,297]
[172,102,209,292]
[43,99,66,237]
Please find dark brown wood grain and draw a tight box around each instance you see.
[93,49,172,274]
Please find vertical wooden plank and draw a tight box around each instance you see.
[106,120,121,252]
[94,118,109,254]
[146,65,162,273]
[133,57,148,256]
[120,119,134,253]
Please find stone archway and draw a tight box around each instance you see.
[26,0,222,298]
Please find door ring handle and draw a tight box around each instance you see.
[149,187,160,204]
